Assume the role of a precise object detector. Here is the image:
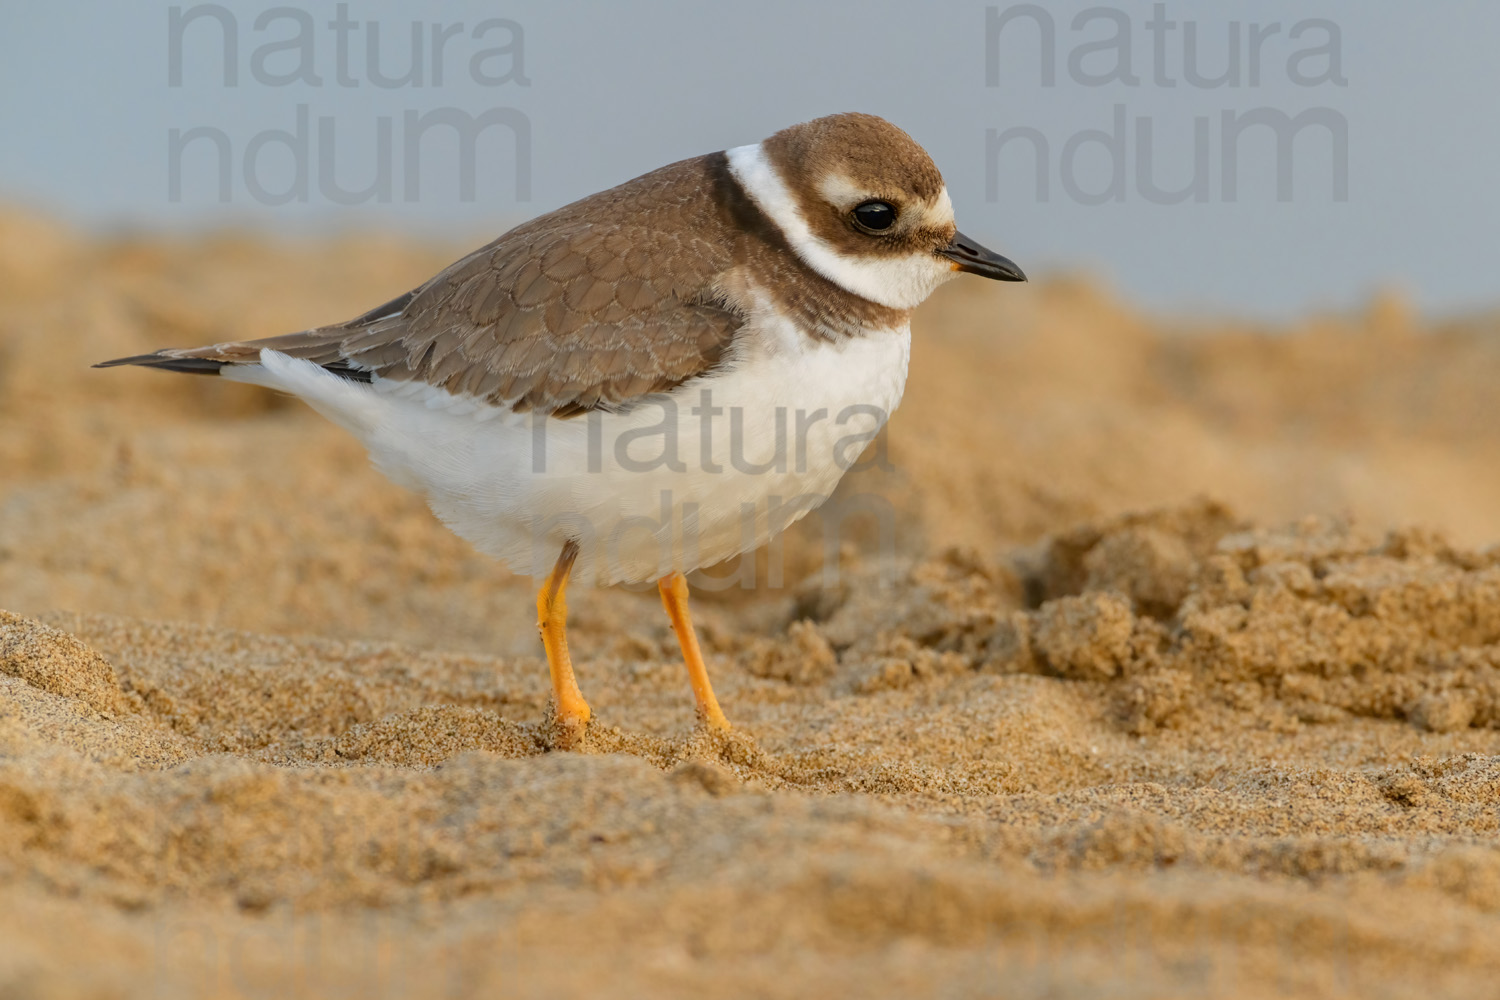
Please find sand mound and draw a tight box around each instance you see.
[3,209,1500,997]
[0,610,137,716]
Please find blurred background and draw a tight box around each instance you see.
[2,0,1496,318]
[2,0,1499,648]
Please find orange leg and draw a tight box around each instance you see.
[658,573,730,730]
[538,541,591,737]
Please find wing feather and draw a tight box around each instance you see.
[97,155,745,416]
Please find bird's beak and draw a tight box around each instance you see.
[938,231,1027,282]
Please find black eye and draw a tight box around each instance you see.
[852,200,896,232]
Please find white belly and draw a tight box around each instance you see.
[231,324,910,585]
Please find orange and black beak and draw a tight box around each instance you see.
[939,231,1026,282]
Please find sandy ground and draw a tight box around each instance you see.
[2,206,1500,998]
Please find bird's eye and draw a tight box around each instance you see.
[852,200,897,233]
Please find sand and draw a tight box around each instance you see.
[2,206,1500,998]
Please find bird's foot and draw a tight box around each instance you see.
[541,700,593,752]
[681,720,770,772]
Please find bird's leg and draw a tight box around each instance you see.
[538,540,591,739]
[657,572,730,730]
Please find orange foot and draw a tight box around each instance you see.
[658,572,731,730]
[537,540,590,747]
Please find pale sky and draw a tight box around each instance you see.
[2,1,1495,318]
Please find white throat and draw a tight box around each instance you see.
[725,142,955,311]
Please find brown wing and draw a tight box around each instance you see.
[98,155,747,417]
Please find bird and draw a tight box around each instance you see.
[97,112,1026,745]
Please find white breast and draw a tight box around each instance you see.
[229,316,910,586]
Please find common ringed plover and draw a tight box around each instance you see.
[98,112,1026,744]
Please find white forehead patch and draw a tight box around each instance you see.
[930,186,956,228]
[726,142,956,311]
